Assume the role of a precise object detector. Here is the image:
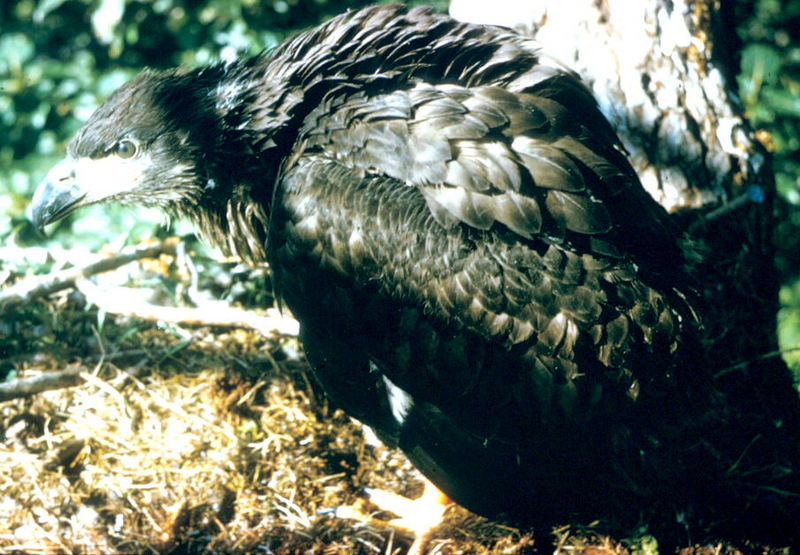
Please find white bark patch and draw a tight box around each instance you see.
[656,0,694,52]
[449,0,541,31]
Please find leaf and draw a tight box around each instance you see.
[763,88,800,118]
[740,43,783,86]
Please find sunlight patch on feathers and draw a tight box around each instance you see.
[70,154,152,202]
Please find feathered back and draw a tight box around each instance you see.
[198,4,684,283]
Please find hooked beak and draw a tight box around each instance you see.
[31,158,86,231]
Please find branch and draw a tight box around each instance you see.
[0,364,84,402]
[0,362,151,402]
[0,239,298,402]
[714,347,800,378]
[0,240,178,314]
[75,279,299,337]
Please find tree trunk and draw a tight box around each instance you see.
[452,0,800,544]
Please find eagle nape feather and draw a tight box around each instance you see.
[30,3,800,548]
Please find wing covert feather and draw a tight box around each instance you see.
[293,77,678,268]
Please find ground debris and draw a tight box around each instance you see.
[0,325,539,553]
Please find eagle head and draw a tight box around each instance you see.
[31,68,222,230]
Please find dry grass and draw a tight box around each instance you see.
[0,297,541,553]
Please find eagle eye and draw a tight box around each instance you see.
[115,139,139,159]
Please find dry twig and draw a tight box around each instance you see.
[1,238,297,402]
[0,364,85,402]
[75,279,299,337]
[0,240,178,313]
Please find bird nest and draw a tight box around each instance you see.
[0,240,769,553]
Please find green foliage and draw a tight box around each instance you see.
[737,0,800,367]
[626,533,659,555]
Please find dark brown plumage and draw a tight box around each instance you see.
[30,4,800,545]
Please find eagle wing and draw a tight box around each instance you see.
[295,73,683,264]
[267,75,689,519]
[273,75,686,403]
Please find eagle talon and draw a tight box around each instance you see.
[331,480,450,555]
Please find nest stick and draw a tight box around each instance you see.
[0,365,85,402]
[75,279,299,337]
[0,240,178,313]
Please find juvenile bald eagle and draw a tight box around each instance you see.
[30,3,800,544]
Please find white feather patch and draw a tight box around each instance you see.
[379,369,414,426]
[72,154,153,202]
